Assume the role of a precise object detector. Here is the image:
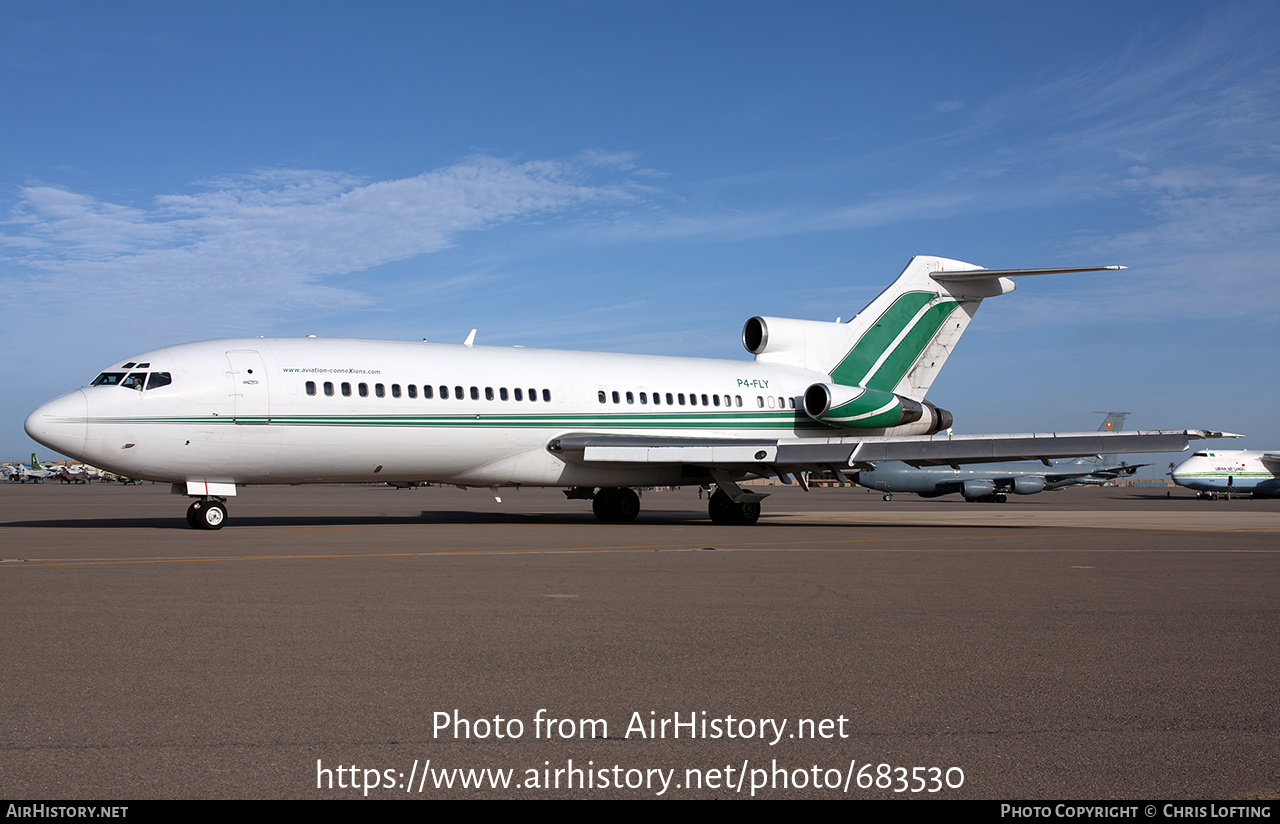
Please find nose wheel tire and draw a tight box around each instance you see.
[186,499,227,530]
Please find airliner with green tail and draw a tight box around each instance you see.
[26,255,1228,529]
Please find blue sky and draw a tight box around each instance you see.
[3,1,1277,466]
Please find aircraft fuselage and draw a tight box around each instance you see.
[27,336,934,490]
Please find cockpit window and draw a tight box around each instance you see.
[121,373,147,390]
[146,372,172,390]
[91,372,126,386]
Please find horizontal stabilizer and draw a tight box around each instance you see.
[931,265,1125,282]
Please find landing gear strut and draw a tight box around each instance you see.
[186,499,227,530]
[592,487,640,522]
[708,489,761,525]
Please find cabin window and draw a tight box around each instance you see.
[612,391,620,404]
[470,386,479,400]
[440,386,449,399]
[666,393,674,405]
[598,390,606,404]
[542,389,551,402]
[678,393,686,405]
[391,384,400,398]
[375,384,385,398]
[528,388,537,402]
[514,388,523,401]
[757,396,764,408]
[342,382,351,397]
[626,392,634,404]
[407,385,417,399]
[712,394,720,406]
[455,386,464,400]
[500,387,508,401]
[640,392,648,404]
[701,394,709,406]
[324,382,334,396]
[305,381,317,396]
[421,385,432,399]
[485,387,494,401]
[735,395,742,407]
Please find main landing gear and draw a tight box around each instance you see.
[186,499,227,530]
[592,487,641,522]
[573,485,763,525]
[708,488,761,525]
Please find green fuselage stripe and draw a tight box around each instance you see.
[75,411,831,431]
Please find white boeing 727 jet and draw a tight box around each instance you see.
[26,255,1228,529]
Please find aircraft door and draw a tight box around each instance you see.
[226,350,271,424]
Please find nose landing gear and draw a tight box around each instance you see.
[186,499,227,530]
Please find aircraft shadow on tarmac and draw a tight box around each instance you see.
[2,509,1037,530]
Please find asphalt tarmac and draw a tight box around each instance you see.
[2,482,1277,799]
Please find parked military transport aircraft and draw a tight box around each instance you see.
[1171,450,1280,498]
[854,411,1147,502]
[26,255,1230,529]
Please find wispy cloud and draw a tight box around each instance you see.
[0,154,648,329]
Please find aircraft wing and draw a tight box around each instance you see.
[549,430,1234,471]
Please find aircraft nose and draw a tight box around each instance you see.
[25,389,88,459]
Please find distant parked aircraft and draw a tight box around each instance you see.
[852,412,1149,502]
[1171,450,1280,498]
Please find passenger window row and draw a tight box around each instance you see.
[595,390,795,410]
[305,381,551,402]
[302,381,795,411]
[597,390,746,408]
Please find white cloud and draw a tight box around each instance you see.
[0,154,646,326]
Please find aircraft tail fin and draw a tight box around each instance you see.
[827,256,1000,398]
[1093,411,1130,466]
[30,452,42,470]
[746,257,1123,431]
[830,258,1125,399]
[1062,412,1131,467]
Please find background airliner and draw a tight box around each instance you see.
[1172,450,1280,498]
[853,411,1146,502]
[25,256,1227,529]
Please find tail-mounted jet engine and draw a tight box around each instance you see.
[802,382,952,434]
